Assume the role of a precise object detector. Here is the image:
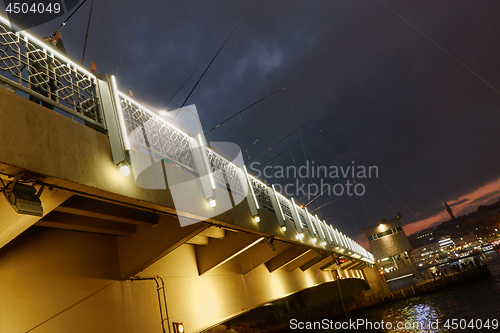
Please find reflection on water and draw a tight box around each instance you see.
[322,251,500,332]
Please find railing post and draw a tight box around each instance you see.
[191,136,216,201]
[100,75,129,165]
[313,214,327,242]
[270,184,286,229]
[303,207,317,239]
[290,198,304,234]
[243,166,259,218]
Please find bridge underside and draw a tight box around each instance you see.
[0,224,376,333]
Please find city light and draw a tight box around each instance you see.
[173,322,184,333]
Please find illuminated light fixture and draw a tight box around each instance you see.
[338,248,345,252]
[173,322,184,333]
[281,226,287,232]
[312,238,317,243]
[159,110,168,116]
[296,233,304,240]
[321,241,327,246]
[4,179,44,217]
[111,76,130,151]
[254,215,261,223]
[119,162,130,177]
[208,198,217,208]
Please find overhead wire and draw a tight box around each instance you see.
[340,136,418,220]
[255,131,321,169]
[204,87,287,136]
[175,19,242,119]
[245,120,313,165]
[378,0,500,96]
[164,68,198,110]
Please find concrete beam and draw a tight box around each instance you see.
[116,214,209,279]
[54,195,157,226]
[300,255,334,272]
[341,259,359,270]
[321,262,338,271]
[350,262,367,270]
[37,211,136,236]
[198,226,225,239]
[285,250,318,272]
[264,246,311,273]
[186,235,209,245]
[237,240,291,274]
[195,231,264,275]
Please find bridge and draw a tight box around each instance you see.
[0,15,386,333]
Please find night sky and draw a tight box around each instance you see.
[3,0,500,245]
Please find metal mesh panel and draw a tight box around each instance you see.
[277,195,293,220]
[248,176,272,208]
[0,18,103,127]
[205,148,244,195]
[120,95,196,172]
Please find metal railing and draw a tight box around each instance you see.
[118,92,197,172]
[204,147,245,195]
[275,191,294,221]
[248,175,273,209]
[0,15,104,128]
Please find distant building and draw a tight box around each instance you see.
[409,197,500,248]
[364,216,417,291]
[438,236,454,250]
[411,243,440,266]
[452,232,477,248]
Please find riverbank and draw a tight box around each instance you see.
[247,264,490,333]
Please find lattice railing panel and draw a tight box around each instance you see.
[248,176,273,208]
[0,17,103,127]
[120,95,196,171]
[205,148,244,195]
[277,195,293,220]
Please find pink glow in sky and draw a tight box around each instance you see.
[358,177,500,250]
[402,177,500,235]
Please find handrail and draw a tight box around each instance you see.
[0,14,104,128]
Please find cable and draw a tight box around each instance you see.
[340,136,418,220]
[378,0,500,95]
[25,281,118,332]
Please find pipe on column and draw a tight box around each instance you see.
[130,276,171,333]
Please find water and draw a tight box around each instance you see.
[316,251,500,332]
